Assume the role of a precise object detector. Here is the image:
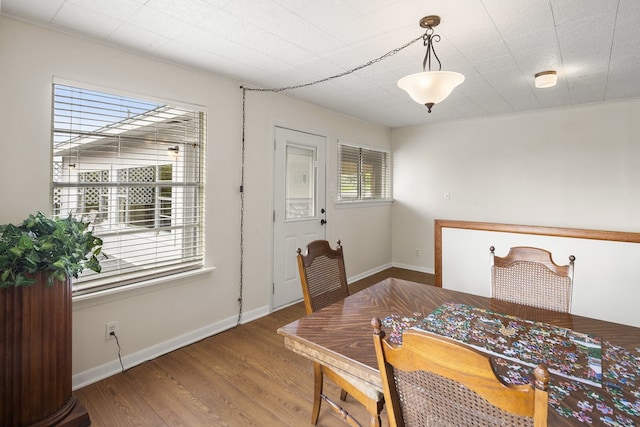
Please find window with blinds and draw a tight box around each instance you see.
[337,142,391,202]
[51,83,206,295]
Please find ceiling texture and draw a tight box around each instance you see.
[2,0,639,128]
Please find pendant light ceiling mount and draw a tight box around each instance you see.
[419,15,441,29]
[398,15,465,113]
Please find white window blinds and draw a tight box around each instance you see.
[338,143,391,202]
[51,83,206,295]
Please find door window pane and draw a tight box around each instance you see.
[285,145,315,219]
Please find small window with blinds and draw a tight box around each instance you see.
[337,142,391,202]
[51,83,206,295]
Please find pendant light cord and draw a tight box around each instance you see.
[242,34,423,93]
[236,33,422,326]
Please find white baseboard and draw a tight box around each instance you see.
[347,263,392,283]
[239,304,272,324]
[392,262,435,275]
[72,304,270,390]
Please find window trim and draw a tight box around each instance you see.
[72,267,216,304]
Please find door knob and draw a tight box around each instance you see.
[320,219,327,225]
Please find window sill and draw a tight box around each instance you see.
[72,267,216,308]
[335,199,394,209]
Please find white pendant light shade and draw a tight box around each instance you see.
[398,16,464,113]
[398,71,465,106]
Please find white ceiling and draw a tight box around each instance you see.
[2,0,639,128]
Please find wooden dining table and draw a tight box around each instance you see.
[277,278,640,426]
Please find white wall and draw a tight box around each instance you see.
[391,98,640,327]
[0,17,392,388]
[391,99,640,274]
[441,227,640,327]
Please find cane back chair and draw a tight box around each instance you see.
[371,318,550,427]
[490,246,576,313]
[297,240,384,427]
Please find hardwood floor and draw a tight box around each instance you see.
[75,268,434,426]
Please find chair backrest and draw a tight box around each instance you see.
[490,246,575,312]
[371,318,550,427]
[297,240,350,315]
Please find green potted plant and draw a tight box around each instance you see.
[1,212,103,427]
[0,211,103,287]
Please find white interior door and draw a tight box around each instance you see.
[273,127,326,309]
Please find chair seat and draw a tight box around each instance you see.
[286,336,384,402]
[326,367,384,401]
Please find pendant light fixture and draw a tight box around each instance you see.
[397,15,465,113]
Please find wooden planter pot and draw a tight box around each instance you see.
[1,272,90,426]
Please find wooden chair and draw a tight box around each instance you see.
[490,246,575,313]
[371,318,550,427]
[297,240,384,427]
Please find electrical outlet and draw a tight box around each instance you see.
[105,321,118,341]
[415,248,420,256]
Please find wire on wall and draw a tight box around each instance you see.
[111,331,125,373]
[236,33,423,325]
[237,88,247,326]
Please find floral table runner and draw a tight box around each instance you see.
[382,303,640,426]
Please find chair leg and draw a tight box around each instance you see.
[367,399,384,427]
[311,363,323,425]
[312,363,383,427]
